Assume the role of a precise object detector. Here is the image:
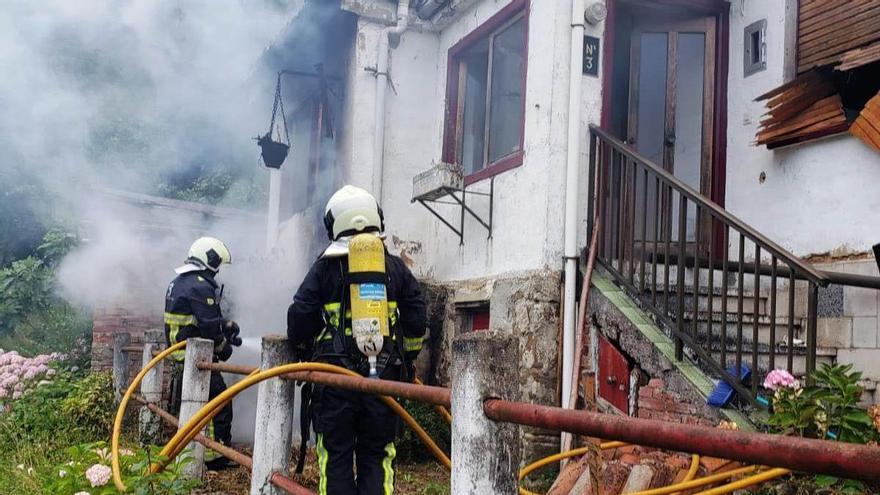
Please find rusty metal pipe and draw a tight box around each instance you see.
[131,395,253,469]
[197,361,257,375]
[483,399,880,480]
[270,471,316,495]
[122,345,143,353]
[197,361,452,406]
[283,370,452,407]
[131,395,314,494]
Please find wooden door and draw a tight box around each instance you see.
[627,16,716,248]
[598,334,631,414]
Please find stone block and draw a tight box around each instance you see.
[837,349,880,380]
[852,317,878,348]
[841,260,879,276]
[816,317,852,348]
[844,286,878,317]
[621,465,655,493]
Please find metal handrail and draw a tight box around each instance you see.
[588,125,828,286]
[587,125,831,404]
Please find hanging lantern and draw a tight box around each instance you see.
[256,72,291,169]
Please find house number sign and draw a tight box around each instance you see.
[583,35,600,76]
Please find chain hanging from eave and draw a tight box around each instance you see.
[268,72,291,146]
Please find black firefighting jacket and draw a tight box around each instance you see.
[287,251,427,375]
[164,270,231,361]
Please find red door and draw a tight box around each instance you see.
[598,334,631,414]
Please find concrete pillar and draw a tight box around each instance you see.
[178,337,213,479]
[112,333,131,402]
[139,329,164,444]
[451,331,521,495]
[250,335,295,495]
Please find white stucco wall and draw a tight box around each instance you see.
[331,0,605,284]
[725,0,880,257]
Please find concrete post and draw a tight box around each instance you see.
[112,333,131,402]
[139,329,164,444]
[250,335,295,495]
[451,331,521,495]
[178,337,213,480]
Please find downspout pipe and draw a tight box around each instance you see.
[561,0,584,415]
[372,0,410,202]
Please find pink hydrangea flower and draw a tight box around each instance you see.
[85,464,112,487]
[0,387,8,399]
[11,390,21,400]
[763,369,799,390]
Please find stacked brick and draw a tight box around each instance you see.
[636,378,715,426]
[91,307,161,372]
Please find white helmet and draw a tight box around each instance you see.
[185,236,232,273]
[323,185,384,241]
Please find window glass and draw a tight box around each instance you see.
[488,17,525,163]
[459,38,490,176]
[453,15,525,176]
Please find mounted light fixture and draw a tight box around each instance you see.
[584,1,607,25]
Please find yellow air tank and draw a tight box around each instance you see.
[348,233,389,377]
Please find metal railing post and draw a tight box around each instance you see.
[251,335,295,495]
[178,337,213,479]
[451,331,521,495]
[139,329,165,444]
[806,282,819,384]
[112,333,131,403]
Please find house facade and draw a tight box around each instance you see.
[267,0,880,457]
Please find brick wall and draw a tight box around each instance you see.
[636,378,715,426]
[91,307,161,372]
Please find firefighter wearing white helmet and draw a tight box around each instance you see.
[165,236,240,471]
[288,185,426,494]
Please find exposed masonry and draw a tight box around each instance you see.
[637,378,715,426]
[422,269,561,464]
[588,274,752,429]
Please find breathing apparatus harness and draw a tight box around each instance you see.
[294,234,411,474]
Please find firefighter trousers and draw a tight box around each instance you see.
[311,384,399,495]
[170,367,233,447]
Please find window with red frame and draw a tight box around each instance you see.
[443,2,527,182]
[470,310,490,332]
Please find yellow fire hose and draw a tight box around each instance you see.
[153,362,451,473]
[670,454,700,495]
[692,468,790,495]
[113,342,786,495]
[111,340,187,491]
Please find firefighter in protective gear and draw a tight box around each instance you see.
[287,186,426,495]
[164,236,239,471]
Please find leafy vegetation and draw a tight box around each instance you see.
[0,229,92,360]
[761,364,879,494]
[766,364,876,443]
[396,400,451,463]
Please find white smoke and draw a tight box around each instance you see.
[0,0,339,443]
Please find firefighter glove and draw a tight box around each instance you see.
[223,320,243,347]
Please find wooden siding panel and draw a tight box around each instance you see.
[851,92,880,151]
[798,0,880,73]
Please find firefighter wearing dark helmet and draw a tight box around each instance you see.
[288,185,426,495]
[164,236,241,471]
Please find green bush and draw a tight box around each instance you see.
[767,364,876,443]
[396,400,451,463]
[0,371,115,494]
[0,305,92,365]
[42,441,199,495]
[762,364,878,494]
[0,228,93,361]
